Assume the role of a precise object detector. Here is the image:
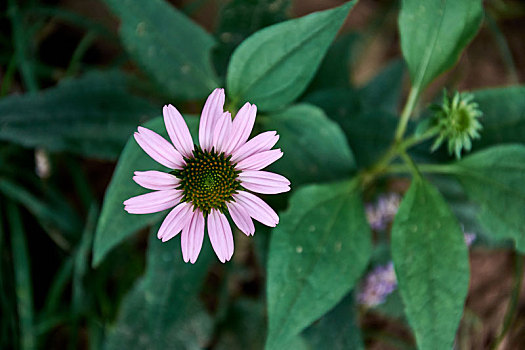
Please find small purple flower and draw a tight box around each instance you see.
[358,262,397,308]
[366,193,401,231]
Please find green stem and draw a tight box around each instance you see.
[385,163,457,175]
[0,55,17,96]
[360,126,439,186]
[66,31,97,76]
[395,87,420,141]
[490,253,524,350]
[7,202,36,350]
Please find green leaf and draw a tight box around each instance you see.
[104,0,219,99]
[226,1,357,111]
[266,179,371,348]
[92,116,198,267]
[258,103,355,186]
[303,293,364,350]
[399,0,483,90]
[472,86,525,149]
[105,230,213,350]
[452,144,525,252]
[391,178,469,350]
[0,70,157,160]
[213,0,290,78]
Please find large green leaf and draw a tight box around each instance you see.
[452,144,525,252]
[105,230,213,350]
[213,0,290,78]
[258,103,355,186]
[399,0,483,90]
[266,179,371,348]
[472,86,525,149]
[104,0,219,99]
[391,178,469,350]
[92,116,198,266]
[226,1,357,111]
[0,70,156,160]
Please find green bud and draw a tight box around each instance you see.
[429,90,483,158]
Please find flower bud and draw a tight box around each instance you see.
[429,90,483,158]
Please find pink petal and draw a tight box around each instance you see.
[157,202,193,242]
[212,112,232,153]
[199,88,225,151]
[207,209,234,263]
[133,171,179,191]
[134,127,185,169]
[123,189,182,214]
[231,131,279,163]
[181,209,205,264]
[163,104,194,158]
[223,103,257,155]
[235,149,283,171]
[227,201,255,236]
[234,191,279,227]
[239,170,290,194]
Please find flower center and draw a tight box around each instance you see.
[172,146,241,216]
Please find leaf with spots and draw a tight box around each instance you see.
[259,103,355,186]
[391,178,469,350]
[266,179,371,348]
[104,0,219,99]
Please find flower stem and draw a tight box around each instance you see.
[490,253,524,350]
[385,163,457,175]
[395,87,420,142]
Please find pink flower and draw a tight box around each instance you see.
[124,89,290,263]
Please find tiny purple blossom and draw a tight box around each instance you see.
[124,89,290,264]
[366,193,401,231]
[358,262,397,308]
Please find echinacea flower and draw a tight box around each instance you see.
[124,89,290,263]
